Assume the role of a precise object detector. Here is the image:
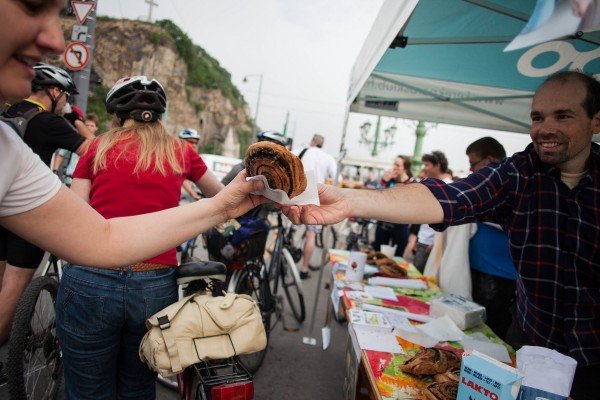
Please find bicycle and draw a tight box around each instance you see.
[158,260,254,400]
[6,253,65,400]
[345,217,375,251]
[225,211,306,373]
[304,225,338,271]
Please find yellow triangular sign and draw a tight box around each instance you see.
[72,1,94,25]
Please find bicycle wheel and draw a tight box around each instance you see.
[234,265,271,373]
[280,248,306,323]
[7,276,62,400]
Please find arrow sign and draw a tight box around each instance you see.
[71,1,94,24]
[63,41,90,71]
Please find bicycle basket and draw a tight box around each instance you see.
[204,218,270,269]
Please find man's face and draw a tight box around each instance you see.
[51,87,68,112]
[530,79,600,173]
[467,152,491,172]
[422,161,441,178]
[0,0,66,101]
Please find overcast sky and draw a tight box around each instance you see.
[96,0,531,175]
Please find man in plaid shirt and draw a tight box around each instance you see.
[283,71,600,398]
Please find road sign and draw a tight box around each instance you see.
[63,42,90,71]
[71,1,94,24]
[71,24,89,42]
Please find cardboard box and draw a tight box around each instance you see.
[458,350,523,400]
[429,294,486,330]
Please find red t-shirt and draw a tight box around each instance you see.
[73,136,207,265]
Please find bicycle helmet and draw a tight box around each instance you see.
[105,76,166,124]
[179,128,200,141]
[257,130,286,146]
[32,63,79,94]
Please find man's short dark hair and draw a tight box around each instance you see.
[312,134,324,148]
[422,151,448,173]
[542,70,600,118]
[466,137,506,161]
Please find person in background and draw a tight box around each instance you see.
[363,168,380,189]
[58,76,224,399]
[424,137,516,339]
[294,133,337,279]
[0,0,266,383]
[282,71,600,399]
[54,112,99,185]
[179,128,202,201]
[372,155,413,256]
[403,150,451,272]
[0,63,94,347]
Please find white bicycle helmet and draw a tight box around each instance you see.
[179,128,200,141]
[257,130,287,146]
[32,63,78,94]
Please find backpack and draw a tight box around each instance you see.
[0,104,42,139]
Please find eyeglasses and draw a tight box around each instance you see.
[469,158,485,169]
[60,90,70,100]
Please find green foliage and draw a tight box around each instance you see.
[237,127,253,158]
[202,141,222,155]
[192,101,203,113]
[150,32,161,45]
[155,19,245,108]
[86,84,112,132]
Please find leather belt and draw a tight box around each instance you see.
[111,262,173,272]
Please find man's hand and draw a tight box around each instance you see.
[213,170,269,220]
[63,104,84,127]
[280,184,351,226]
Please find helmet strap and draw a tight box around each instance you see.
[44,88,59,113]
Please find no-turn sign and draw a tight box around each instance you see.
[63,41,90,71]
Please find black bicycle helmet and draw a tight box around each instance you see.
[105,76,167,124]
[32,63,78,94]
[257,130,287,146]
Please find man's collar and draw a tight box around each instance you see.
[24,98,47,112]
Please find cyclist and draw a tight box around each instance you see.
[56,76,224,399]
[179,128,203,201]
[0,63,95,346]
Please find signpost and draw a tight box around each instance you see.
[64,0,97,113]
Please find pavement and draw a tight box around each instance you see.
[1,243,349,400]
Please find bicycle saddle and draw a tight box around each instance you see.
[176,260,227,285]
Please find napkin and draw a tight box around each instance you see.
[247,170,319,205]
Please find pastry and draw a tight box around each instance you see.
[366,250,388,264]
[244,141,307,198]
[379,261,408,278]
[401,348,461,376]
[422,382,458,400]
[433,367,460,383]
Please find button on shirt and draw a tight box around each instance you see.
[421,143,600,366]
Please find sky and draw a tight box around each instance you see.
[96,0,532,175]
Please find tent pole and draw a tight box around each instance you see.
[336,106,351,185]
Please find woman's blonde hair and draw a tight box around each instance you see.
[92,119,185,176]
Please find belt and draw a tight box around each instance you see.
[111,262,173,272]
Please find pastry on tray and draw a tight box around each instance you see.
[379,261,408,278]
[244,141,307,199]
[421,381,458,400]
[401,348,461,376]
[433,367,460,383]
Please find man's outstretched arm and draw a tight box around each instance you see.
[281,183,444,226]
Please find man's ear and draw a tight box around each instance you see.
[592,111,600,134]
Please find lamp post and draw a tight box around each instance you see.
[243,74,263,137]
[359,116,397,157]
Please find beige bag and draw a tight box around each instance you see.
[139,292,267,377]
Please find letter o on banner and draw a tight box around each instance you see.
[517,41,576,77]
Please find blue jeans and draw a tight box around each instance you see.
[56,265,177,400]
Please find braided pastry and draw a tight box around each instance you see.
[422,382,458,400]
[433,367,460,383]
[401,348,461,376]
[244,141,307,199]
[379,261,408,278]
[366,251,388,264]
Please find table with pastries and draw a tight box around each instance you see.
[327,249,515,400]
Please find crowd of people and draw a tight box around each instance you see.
[0,1,598,399]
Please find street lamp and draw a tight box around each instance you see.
[243,74,263,137]
[359,116,397,156]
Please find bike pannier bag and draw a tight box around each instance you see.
[139,292,267,377]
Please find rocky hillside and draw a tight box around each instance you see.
[55,18,252,158]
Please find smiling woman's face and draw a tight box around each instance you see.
[0,0,66,101]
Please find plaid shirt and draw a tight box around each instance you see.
[423,143,600,366]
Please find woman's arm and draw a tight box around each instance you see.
[195,170,224,198]
[70,178,91,203]
[0,171,266,268]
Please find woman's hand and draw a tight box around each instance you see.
[280,184,352,226]
[213,170,268,219]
